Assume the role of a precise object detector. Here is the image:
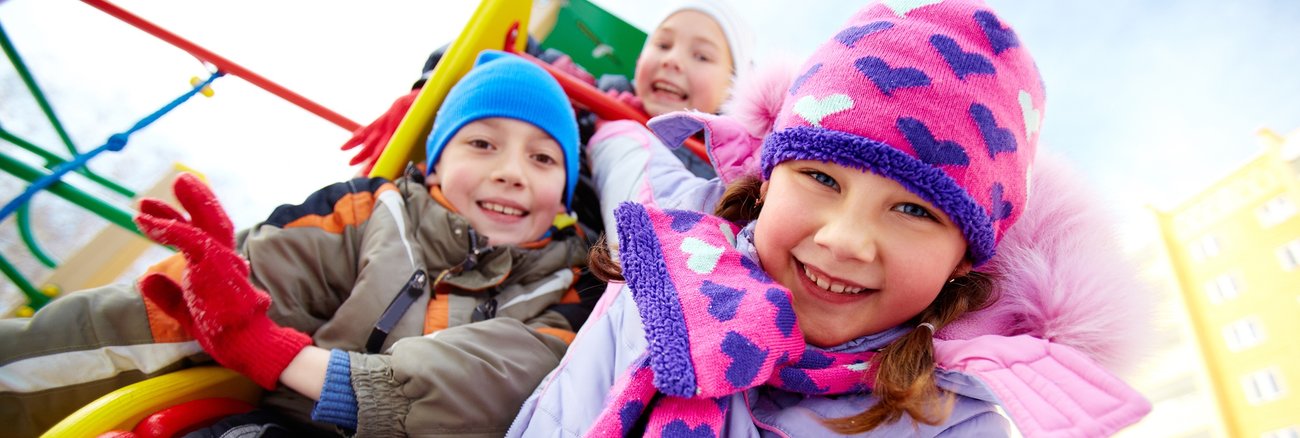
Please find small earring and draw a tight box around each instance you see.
[947,278,957,284]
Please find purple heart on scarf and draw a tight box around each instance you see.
[766,288,797,337]
[897,117,970,166]
[990,182,1013,220]
[722,331,768,388]
[930,34,995,80]
[662,420,715,438]
[796,350,835,368]
[618,400,645,435]
[854,56,931,96]
[667,209,704,232]
[975,10,1020,54]
[778,368,828,394]
[789,63,822,95]
[970,103,1017,158]
[702,281,744,322]
[834,21,894,48]
[740,256,771,283]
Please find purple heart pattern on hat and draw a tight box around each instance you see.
[760,0,1045,266]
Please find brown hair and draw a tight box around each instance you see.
[587,175,997,432]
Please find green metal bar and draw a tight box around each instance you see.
[17,204,58,268]
[0,152,141,234]
[0,20,134,198]
[0,125,63,164]
[0,126,136,198]
[0,252,48,310]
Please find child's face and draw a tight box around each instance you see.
[429,117,568,246]
[754,161,972,348]
[634,10,734,116]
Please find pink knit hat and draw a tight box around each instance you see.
[655,0,1045,266]
[764,0,1044,266]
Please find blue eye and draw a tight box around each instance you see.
[802,170,839,190]
[895,203,936,220]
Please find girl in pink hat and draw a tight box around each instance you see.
[510,0,1154,436]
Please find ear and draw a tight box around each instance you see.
[425,170,441,186]
[952,259,973,279]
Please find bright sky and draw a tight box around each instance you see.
[3,0,1299,235]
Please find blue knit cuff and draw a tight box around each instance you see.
[311,349,358,429]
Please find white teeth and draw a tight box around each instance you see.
[652,82,686,98]
[803,265,864,294]
[481,201,525,216]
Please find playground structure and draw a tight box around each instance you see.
[1,0,678,317]
[2,0,676,435]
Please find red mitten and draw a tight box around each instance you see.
[135,173,312,390]
[340,87,422,176]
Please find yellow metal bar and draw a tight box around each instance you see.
[370,0,532,179]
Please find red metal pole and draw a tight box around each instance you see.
[521,53,708,161]
[80,0,361,132]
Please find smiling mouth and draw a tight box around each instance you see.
[800,261,869,294]
[651,81,687,100]
[478,201,528,217]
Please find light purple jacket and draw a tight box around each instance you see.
[507,116,1152,436]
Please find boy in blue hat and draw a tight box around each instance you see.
[0,50,596,437]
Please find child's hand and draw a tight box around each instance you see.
[134,173,312,390]
[340,87,422,176]
[547,53,596,86]
[603,89,642,112]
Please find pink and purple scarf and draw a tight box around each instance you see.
[587,203,878,437]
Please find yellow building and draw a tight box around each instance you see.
[1154,128,1300,438]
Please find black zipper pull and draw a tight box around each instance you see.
[365,269,428,353]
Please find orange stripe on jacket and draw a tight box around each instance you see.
[282,185,397,233]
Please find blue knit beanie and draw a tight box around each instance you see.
[425,50,580,209]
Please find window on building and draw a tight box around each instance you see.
[1263,426,1300,438]
[1222,317,1265,351]
[1204,274,1241,303]
[1278,239,1300,271]
[1190,234,1220,261]
[1267,428,1300,438]
[1257,195,1297,227]
[1241,367,1286,405]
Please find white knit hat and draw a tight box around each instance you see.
[660,0,755,74]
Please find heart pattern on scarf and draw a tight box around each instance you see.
[971,103,1017,158]
[668,209,704,232]
[975,10,1020,54]
[931,34,995,80]
[793,94,854,127]
[835,21,894,48]
[722,331,768,387]
[702,281,743,321]
[897,117,970,166]
[855,56,932,96]
[681,237,724,274]
[662,420,715,438]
